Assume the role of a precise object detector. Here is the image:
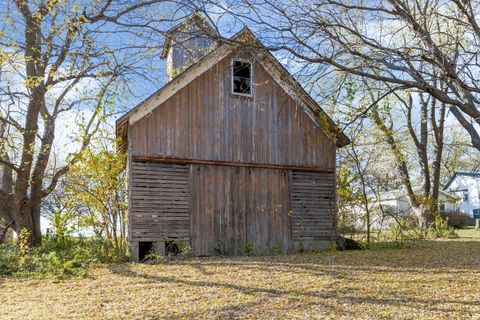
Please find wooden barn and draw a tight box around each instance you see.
[116,14,350,260]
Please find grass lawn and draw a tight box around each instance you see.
[1,239,480,320]
[456,226,480,239]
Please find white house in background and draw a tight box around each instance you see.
[377,186,458,215]
[444,172,480,218]
[367,187,459,230]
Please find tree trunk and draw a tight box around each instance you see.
[430,99,446,226]
[370,107,427,231]
[0,220,14,244]
[29,199,43,245]
[411,204,429,233]
[0,121,15,232]
[12,198,35,243]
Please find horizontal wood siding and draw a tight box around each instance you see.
[129,161,190,242]
[190,164,292,256]
[129,50,335,169]
[291,172,336,242]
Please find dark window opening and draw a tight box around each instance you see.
[439,203,445,214]
[165,241,180,256]
[232,60,252,95]
[139,241,154,261]
[464,192,469,202]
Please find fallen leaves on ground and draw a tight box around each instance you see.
[1,240,479,320]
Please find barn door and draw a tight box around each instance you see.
[291,171,336,249]
[190,165,292,256]
[129,162,190,243]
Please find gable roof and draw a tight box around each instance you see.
[379,186,459,202]
[444,171,480,190]
[116,27,350,154]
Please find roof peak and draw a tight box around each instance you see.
[444,171,480,190]
[116,25,350,151]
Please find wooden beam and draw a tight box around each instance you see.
[132,156,335,173]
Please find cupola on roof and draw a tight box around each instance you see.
[161,13,218,80]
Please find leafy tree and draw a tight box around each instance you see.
[336,165,363,231]
[59,137,127,253]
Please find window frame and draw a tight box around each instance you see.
[231,58,253,97]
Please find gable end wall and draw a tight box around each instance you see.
[128,49,335,169]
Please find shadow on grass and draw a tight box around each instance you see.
[106,240,480,316]
[138,240,480,274]
[107,263,478,316]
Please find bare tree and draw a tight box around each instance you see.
[363,81,446,230]
[0,1,191,245]
[199,0,480,151]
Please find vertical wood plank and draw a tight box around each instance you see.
[128,49,339,256]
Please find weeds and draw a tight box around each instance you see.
[0,236,129,278]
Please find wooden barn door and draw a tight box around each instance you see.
[290,171,336,247]
[190,165,292,256]
[129,162,191,243]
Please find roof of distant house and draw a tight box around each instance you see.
[444,172,480,190]
[378,186,459,201]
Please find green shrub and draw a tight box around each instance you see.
[390,215,419,230]
[269,243,282,254]
[0,244,19,275]
[387,216,422,242]
[243,243,254,255]
[424,214,459,239]
[0,236,129,278]
[175,240,192,256]
[142,242,165,263]
[427,225,459,239]
[143,251,165,263]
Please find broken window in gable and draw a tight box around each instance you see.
[232,60,252,95]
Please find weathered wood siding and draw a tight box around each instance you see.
[190,164,292,255]
[129,50,335,169]
[129,162,190,242]
[291,172,336,244]
[129,162,336,253]
[127,48,338,256]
